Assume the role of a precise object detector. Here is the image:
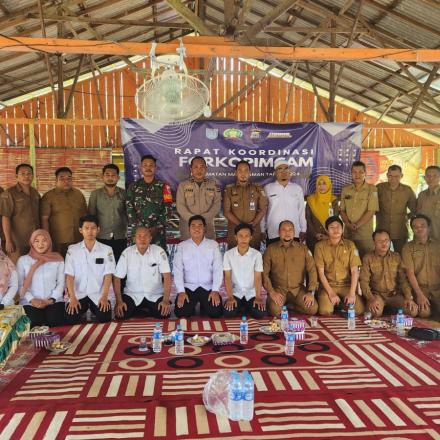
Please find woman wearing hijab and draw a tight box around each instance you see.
[0,241,18,305]
[306,175,339,253]
[17,229,65,327]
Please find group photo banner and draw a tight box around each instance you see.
[121,120,362,195]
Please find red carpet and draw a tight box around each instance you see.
[1,317,440,439]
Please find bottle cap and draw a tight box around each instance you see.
[155,322,161,327]
[241,316,247,321]
[177,324,182,330]
[398,308,403,313]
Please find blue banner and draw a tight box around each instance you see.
[121,120,361,195]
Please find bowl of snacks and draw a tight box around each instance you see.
[212,332,236,346]
[260,319,281,335]
[47,341,72,353]
[187,334,211,346]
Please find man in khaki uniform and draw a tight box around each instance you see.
[176,156,221,240]
[224,160,267,249]
[263,220,318,317]
[402,214,440,319]
[315,216,364,316]
[416,165,440,241]
[340,161,379,258]
[0,164,40,263]
[41,167,87,257]
[360,229,418,318]
[376,165,416,253]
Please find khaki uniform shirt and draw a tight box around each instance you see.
[401,239,440,290]
[263,241,318,295]
[340,182,379,240]
[360,250,412,300]
[417,185,440,240]
[376,183,416,240]
[40,187,87,248]
[0,184,40,253]
[224,182,267,247]
[314,238,361,287]
[176,178,221,240]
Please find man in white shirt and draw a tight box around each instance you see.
[173,215,223,318]
[65,214,115,323]
[113,226,171,320]
[263,158,306,245]
[223,223,266,319]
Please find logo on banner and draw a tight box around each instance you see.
[205,128,218,140]
[250,129,261,140]
[223,128,243,139]
[267,132,292,139]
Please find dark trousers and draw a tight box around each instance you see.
[64,296,112,324]
[174,287,223,318]
[223,296,266,320]
[24,302,65,327]
[116,294,170,320]
[98,238,127,263]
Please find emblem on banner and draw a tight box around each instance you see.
[250,129,261,139]
[205,128,218,140]
[223,128,243,139]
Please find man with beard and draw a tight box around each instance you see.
[224,160,267,250]
[88,164,127,262]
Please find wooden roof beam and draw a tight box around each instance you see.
[164,0,216,35]
[1,36,440,61]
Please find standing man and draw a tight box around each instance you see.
[402,214,440,319]
[263,158,306,245]
[126,155,172,251]
[65,214,115,323]
[41,167,87,257]
[88,164,127,262]
[360,229,418,318]
[223,223,266,319]
[340,161,379,258]
[0,164,40,263]
[263,220,318,317]
[113,226,171,320]
[417,165,440,241]
[376,165,416,253]
[176,156,221,240]
[224,160,267,249]
[314,216,364,316]
[173,215,223,318]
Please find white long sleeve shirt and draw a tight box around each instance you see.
[0,269,18,306]
[263,181,306,239]
[16,255,65,305]
[173,237,223,293]
[65,240,115,305]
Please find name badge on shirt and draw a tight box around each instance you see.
[328,206,334,216]
[249,200,256,211]
[95,258,104,264]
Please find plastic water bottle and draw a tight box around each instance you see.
[396,308,405,336]
[285,323,295,356]
[175,324,184,355]
[240,316,248,344]
[228,371,242,421]
[348,304,356,330]
[152,322,162,353]
[280,305,289,331]
[241,371,254,421]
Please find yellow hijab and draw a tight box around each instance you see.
[307,175,336,227]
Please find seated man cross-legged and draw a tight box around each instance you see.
[173,215,223,318]
[113,226,171,320]
[65,214,115,323]
[223,223,266,319]
[360,229,418,318]
[263,220,318,317]
[314,216,365,316]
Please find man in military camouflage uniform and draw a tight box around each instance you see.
[126,155,172,251]
[176,156,221,240]
[224,160,267,249]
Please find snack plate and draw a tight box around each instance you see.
[212,332,237,346]
[187,335,211,346]
[46,342,72,353]
[259,325,278,335]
